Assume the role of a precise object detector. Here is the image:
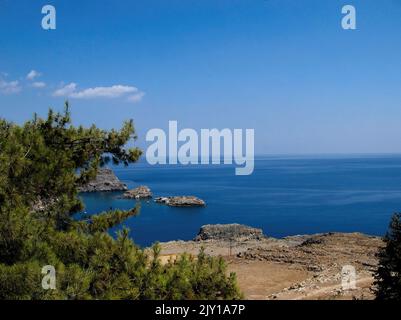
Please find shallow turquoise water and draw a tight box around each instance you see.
[79,155,401,247]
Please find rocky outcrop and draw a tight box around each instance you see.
[194,223,265,241]
[122,186,152,199]
[155,196,206,207]
[157,231,384,300]
[236,233,382,269]
[78,168,127,192]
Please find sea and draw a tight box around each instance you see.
[78,155,401,247]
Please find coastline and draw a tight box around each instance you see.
[80,156,400,247]
[81,167,386,299]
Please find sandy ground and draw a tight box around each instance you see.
[157,233,383,300]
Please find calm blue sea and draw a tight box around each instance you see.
[79,155,401,247]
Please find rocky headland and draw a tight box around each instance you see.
[78,168,128,192]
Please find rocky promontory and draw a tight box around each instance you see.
[155,196,206,207]
[78,168,127,193]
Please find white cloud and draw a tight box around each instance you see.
[53,83,77,97]
[31,81,46,88]
[0,79,21,94]
[70,85,138,99]
[26,70,41,80]
[53,83,144,103]
[127,92,145,103]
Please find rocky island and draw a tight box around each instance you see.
[122,186,153,199]
[78,170,206,207]
[155,196,206,207]
[78,168,127,192]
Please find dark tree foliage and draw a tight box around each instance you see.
[0,103,241,300]
[374,213,401,300]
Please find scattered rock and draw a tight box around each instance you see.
[299,237,325,247]
[78,168,127,192]
[194,224,265,241]
[307,265,323,272]
[155,196,206,207]
[123,186,152,199]
[288,283,303,290]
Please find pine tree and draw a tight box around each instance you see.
[374,213,401,300]
[0,103,242,300]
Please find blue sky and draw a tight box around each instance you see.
[1,0,401,154]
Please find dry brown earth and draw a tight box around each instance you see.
[157,232,383,300]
